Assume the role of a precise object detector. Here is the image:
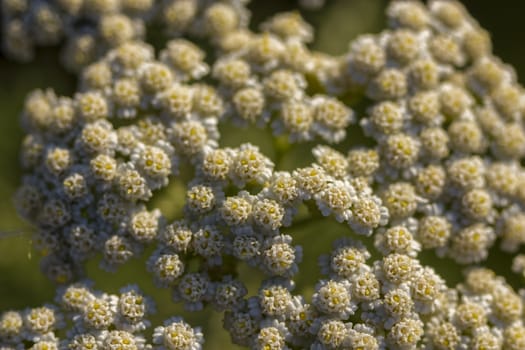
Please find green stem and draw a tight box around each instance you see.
[273,135,291,168]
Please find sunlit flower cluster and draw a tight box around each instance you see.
[3,1,525,349]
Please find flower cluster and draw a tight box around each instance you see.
[0,282,206,350]
[1,0,252,71]
[4,1,525,349]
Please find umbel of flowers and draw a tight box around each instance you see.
[2,0,525,349]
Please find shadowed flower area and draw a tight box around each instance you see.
[1,1,525,349]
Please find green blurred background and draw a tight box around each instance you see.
[0,0,524,348]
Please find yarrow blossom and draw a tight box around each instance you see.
[3,0,525,349]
